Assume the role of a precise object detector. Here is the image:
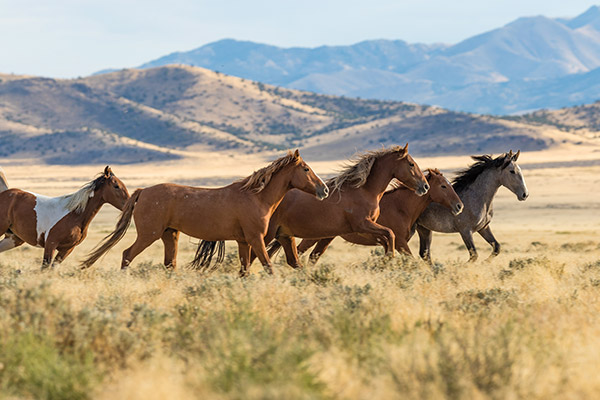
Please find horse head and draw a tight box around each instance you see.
[498,150,529,201]
[391,143,429,196]
[426,169,463,215]
[96,166,130,210]
[289,150,329,200]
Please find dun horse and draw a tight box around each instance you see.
[81,150,328,274]
[294,168,464,262]
[0,166,129,269]
[416,150,528,263]
[240,144,429,270]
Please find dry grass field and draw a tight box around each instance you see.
[0,147,599,399]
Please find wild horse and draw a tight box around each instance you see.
[416,150,528,263]
[295,168,463,262]
[0,166,129,269]
[81,150,328,275]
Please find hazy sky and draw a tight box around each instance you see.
[0,0,598,78]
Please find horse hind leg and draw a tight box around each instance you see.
[161,228,180,269]
[121,233,161,270]
[309,237,334,265]
[51,247,75,268]
[478,226,500,261]
[278,235,302,269]
[458,229,478,263]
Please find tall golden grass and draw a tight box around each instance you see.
[1,234,599,399]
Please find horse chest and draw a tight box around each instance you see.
[30,193,72,245]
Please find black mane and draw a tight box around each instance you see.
[452,154,510,193]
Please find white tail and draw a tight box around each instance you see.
[0,167,8,192]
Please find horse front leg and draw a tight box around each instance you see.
[278,235,303,269]
[354,219,395,257]
[309,237,334,265]
[478,225,501,261]
[237,241,251,278]
[41,243,58,270]
[416,225,433,264]
[247,235,273,275]
[459,229,478,262]
[51,247,75,269]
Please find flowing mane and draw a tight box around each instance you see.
[240,151,300,193]
[64,173,108,213]
[327,146,404,193]
[452,153,511,193]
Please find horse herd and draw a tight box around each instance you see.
[0,145,529,276]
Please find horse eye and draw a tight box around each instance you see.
[304,167,309,172]
[441,185,447,189]
[409,162,415,167]
[510,170,516,174]
[113,184,120,189]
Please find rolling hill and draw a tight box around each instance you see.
[1,65,598,164]
[122,6,600,115]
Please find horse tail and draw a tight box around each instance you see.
[0,167,8,193]
[80,188,142,269]
[189,240,225,272]
[266,239,282,257]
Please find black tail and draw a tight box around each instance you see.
[265,239,283,258]
[189,240,225,272]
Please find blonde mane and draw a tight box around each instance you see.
[240,151,300,193]
[327,146,405,193]
[64,173,108,213]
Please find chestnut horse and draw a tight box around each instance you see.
[293,169,464,263]
[81,150,328,274]
[247,144,429,270]
[0,166,129,269]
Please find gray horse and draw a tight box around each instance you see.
[416,150,528,263]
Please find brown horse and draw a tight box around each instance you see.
[294,169,464,263]
[0,166,129,269]
[81,150,328,274]
[249,144,429,270]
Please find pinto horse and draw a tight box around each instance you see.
[293,169,464,262]
[0,166,129,269]
[416,150,528,263]
[243,144,429,270]
[81,150,328,274]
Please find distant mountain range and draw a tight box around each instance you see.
[106,6,600,115]
[2,66,598,164]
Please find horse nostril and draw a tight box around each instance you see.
[424,183,430,191]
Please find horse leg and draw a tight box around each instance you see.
[354,219,395,256]
[51,247,75,268]
[459,229,478,262]
[247,235,273,275]
[395,238,413,256]
[237,241,251,278]
[161,228,180,269]
[309,237,334,265]
[478,225,500,261]
[416,225,433,264]
[41,243,58,270]
[121,233,160,270]
[297,238,318,255]
[278,235,302,269]
[0,233,24,253]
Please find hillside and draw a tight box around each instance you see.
[124,6,600,114]
[1,66,598,164]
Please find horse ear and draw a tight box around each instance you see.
[398,143,408,158]
[104,166,112,177]
[513,150,520,161]
[293,149,300,159]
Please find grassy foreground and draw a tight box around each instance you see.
[1,240,600,400]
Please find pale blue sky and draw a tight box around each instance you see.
[0,0,598,78]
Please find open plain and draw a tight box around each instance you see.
[0,145,599,399]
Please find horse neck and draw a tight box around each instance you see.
[256,168,296,213]
[390,188,432,227]
[462,168,501,208]
[75,190,107,228]
[361,155,395,199]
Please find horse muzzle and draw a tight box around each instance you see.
[316,185,329,200]
[416,182,430,196]
[518,191,529,201]
[452,202,464,216]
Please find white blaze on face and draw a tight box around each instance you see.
[29,192,72,246]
